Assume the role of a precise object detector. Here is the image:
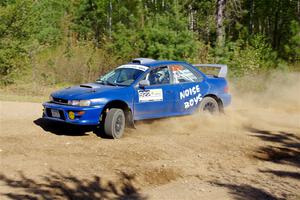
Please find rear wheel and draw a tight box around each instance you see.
[199,97,219,114]
[104,108,125,139]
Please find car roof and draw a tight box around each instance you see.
[128,59,188,68]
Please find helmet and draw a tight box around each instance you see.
[156,71,165,83]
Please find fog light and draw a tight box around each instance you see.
[69,111,75,120]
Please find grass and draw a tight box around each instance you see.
[0,92,47,103]
[0,82,61,103]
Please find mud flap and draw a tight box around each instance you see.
[126,110,135,129]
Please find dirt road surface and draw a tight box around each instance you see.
[1,73,300,200]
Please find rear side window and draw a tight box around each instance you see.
[170,64,202,83]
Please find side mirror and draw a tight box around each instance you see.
[139,80,150,88]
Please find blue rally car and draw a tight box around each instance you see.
[43,58,231,139]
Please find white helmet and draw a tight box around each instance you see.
[157,71,165,83]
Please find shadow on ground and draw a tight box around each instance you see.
[246,127,300,168]
[212,182,282,200]
[211,127,300,200]
[246,126,300,190]
[34,118,110,138]
[259,169,300,180]
[0,170,147,200]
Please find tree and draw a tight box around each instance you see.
[0,0,33,84]
[216,0,227,47]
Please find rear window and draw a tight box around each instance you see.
[170,64,202,83]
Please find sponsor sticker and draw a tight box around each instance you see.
[170,65,183,71]
[117,64,149,71]
[180,85,203,109]
[138,89,163,102]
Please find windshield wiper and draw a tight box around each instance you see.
[106,80,117,86]
[95,80,115,86]
[95,80,105,85]
[96,80,127,86]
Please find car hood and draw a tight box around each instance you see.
[51,83,124,100]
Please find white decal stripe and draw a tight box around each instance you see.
[117,64,149,71]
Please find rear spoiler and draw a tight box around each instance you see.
[193,64,228,78]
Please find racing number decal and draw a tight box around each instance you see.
[138,89,163,102]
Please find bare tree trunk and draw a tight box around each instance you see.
[273,0,280,49]
[249,0,254,34]
[216,0,227,47]
[188,4,194,30]
[140,0,144,28]
[297,0,300,20]
[206,16,210,43]
[108,0,112,39]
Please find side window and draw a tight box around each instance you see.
[146,66,170,85]
[170,64,201,83]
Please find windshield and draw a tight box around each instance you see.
[96,67,145,86]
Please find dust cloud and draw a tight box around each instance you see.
[133,72,300,136]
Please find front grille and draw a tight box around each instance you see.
[59,110,66,120]
[52,97,68,104]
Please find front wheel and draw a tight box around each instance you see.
[199,97,220,114]
[104,108,125,139]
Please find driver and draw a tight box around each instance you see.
[149,67,170,85]
[156,71,165,83]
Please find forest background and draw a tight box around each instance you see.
[0,0,299,97]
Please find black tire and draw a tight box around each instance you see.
[199,97,219,114]
[104,108,125,139]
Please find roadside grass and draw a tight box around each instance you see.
[0,93,47,103]
[0,83,69,103]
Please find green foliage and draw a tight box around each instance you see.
[108,22,142,60]
[0,0,68,85]
[0,40,27,85]
[0,0,299,86]
[109,3,199,61]
[30,0,69,45]
[284,20,300,62]
[0,0,32,85]
[213,34,277,77]
[72,0,109,44]
[139,14,198,60]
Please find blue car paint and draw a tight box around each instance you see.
[43,60,231,125]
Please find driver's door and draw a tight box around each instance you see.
[133,66,177,120]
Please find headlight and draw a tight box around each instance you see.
[68,100,91,107]
[68,100,79,106]
[49,95,54,101]
[79,100,91,107]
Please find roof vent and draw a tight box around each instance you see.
[131,58,155,64]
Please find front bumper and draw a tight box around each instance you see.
[42,102,104,125]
